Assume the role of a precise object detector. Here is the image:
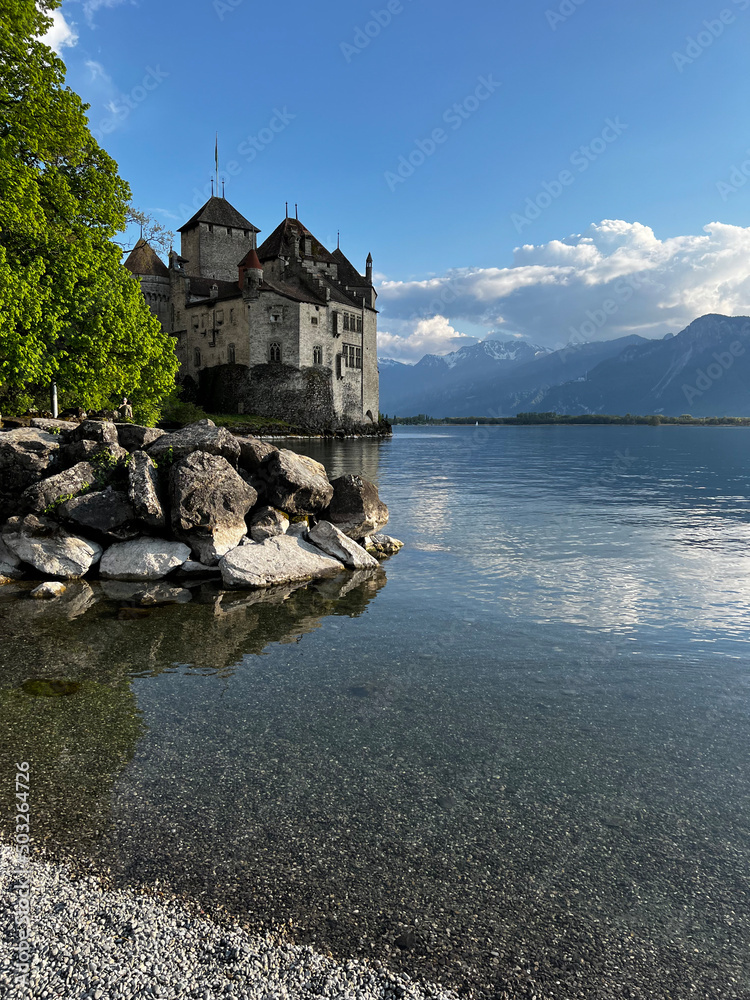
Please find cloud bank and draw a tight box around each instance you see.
[43,10,78,52]
[377,220,750,361]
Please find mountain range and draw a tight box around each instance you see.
[378,314,750,418]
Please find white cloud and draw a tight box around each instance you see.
[377,220,750,353]
[81,0,129,24]
[43,10,78,52]
[378,316,477,363]
[85,59,111,83]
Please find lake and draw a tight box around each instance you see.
[3,425,750,998]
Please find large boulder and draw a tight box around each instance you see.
[70,419,118,445]
[116,423,165,452]
[147,419,241,465]
[0,427,61,517]
[324,474,389,539]
[58,487,138,541]
[0,537,24,580]
[236,436,278,472]
[2,515,102,579]
[248,506,289,542]
[219,534,344,589]
[170,452,257,565]
[29,418,77,433]
[61,439,129,468]
[127,451,165,528]
[262,449,334,516]
[307,520,379,570]
[99,537,191,581]
[20,462,95,514]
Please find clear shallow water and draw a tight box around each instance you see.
[3,425,750,998]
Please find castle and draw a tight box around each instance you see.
[124,195,379,429]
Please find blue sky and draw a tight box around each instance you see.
[49,0,750,360]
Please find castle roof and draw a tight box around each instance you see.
[124,239,169,278]
[331,247,367,288]
[178,197,260,234]
[238,247,263,271]
[257,217,337,264]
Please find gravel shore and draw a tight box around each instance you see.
[0,846,457,1000]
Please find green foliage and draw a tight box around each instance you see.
[42,482,90,513]
[159,390,209,427]
[0,0,178,418]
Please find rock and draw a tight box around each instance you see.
[176,560,222,575]
[29,418,77,433]
[286,519,309,539]
[324,474,389,538]
[99,538,191,581]
[61,439,129,468]
[127,451,165,528]
[364,533,404,558]
[70,419,118,445]
[262,449,333,516]
[58,487,137,541]
[307,520,379,570]
[147,419,241,465]
[236,436,278,471]
[100,580,192,605]
[115,423,165,452]
[30,581,67,599]
[3,515,103,579]
[20,462,95,514]
[170,452,257,565]
[248,506,289,542]
[0,537,24,580]
[219,534,344,589]
[0,427,61,517]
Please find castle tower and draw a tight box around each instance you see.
[123,239,172,331]
[178,197,261,282]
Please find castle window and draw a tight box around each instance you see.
[356,317,363,333]
[244,229,249,237]
[342,343,362,369]
[311,316,318,326]
[217,310,224,325]
[201,314,206,329]
[332,312,339,337]
[228,343,236,364]
[230,308,234,323]
[208,224,213,233]
[192,316,199,329]
[269,342,282,363]
[313,345,322,365]
[194,348,201,368]
[343,314,350,332]
[355,346,362,369]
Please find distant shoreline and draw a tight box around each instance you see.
[390,413,750,427]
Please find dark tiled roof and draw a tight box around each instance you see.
[186,276,242,303]
[124,239,169,278]
[332,247,367,288]
[262,276,326,305]
[257,217,337,264]
[178,197,260,234]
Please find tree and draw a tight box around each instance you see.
[123,207,174,255]
[0,0,178,423]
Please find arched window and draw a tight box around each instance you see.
[313,345,322,365]
[194,348,201,368]
[228,343,236,364]
[269,342,281,363]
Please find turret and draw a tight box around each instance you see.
[239,247,264,300]
[366,252,373,284]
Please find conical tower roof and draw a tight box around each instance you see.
[124,239,169,278]
[178,196,260,234]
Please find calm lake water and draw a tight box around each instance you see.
[3,425,750,998]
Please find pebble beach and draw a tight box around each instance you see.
[0,846,457,1000]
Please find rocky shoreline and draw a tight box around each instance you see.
[1,845,457,1000]
[0,418,402,597]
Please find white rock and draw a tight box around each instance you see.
[308,520,379,570]
[30,581,67,599]
[99,537,191,581]
[219,534,344,589]
[4,519,102,579]
[0,537,24,579]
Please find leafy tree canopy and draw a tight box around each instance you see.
[0,0,178,423]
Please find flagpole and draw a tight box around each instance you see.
[215,132,219,195]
